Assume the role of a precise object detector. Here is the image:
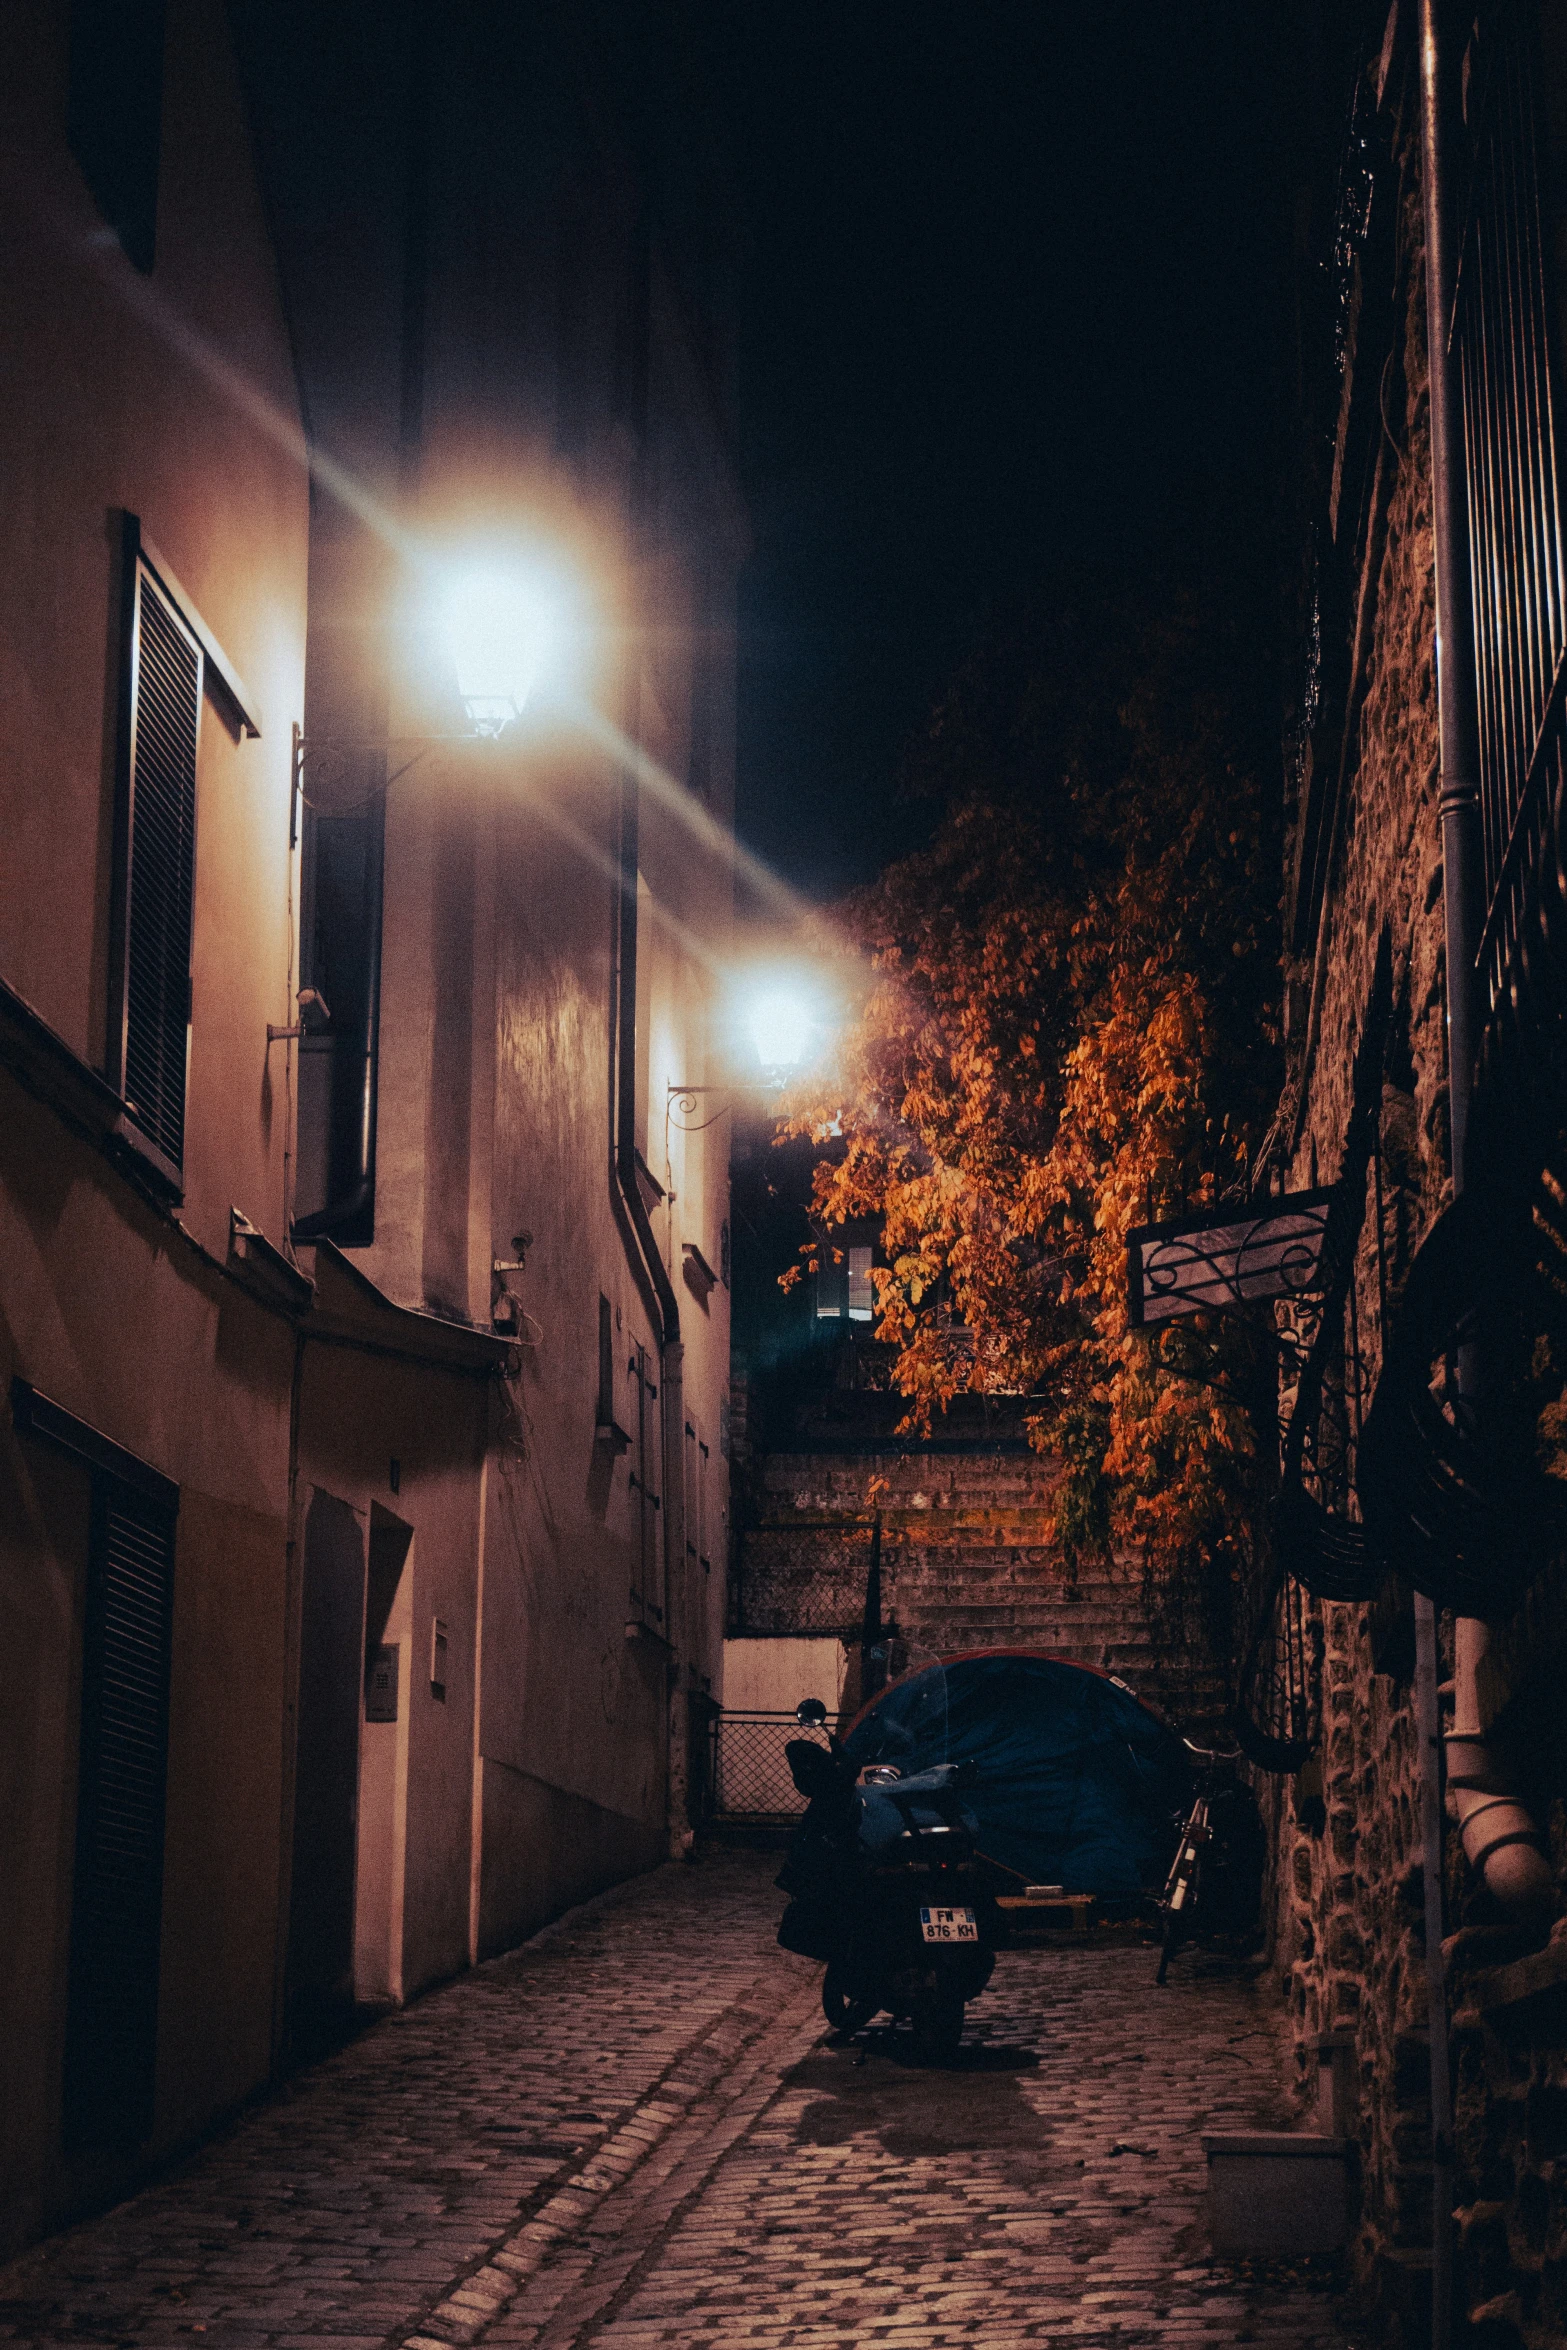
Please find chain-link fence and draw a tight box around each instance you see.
[706,1710,830,1820]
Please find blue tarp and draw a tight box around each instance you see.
[843,1650,1193,1895]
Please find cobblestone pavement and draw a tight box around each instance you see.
[0,1851,1357,2350]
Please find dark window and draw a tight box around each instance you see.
[628,1341,662,1623]
[292,786,384,1247]
[109,556,201,1175]
[597,1295,615,1429]
[687,567,712,805]
[68,0,167,275]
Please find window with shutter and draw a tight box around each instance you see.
[68,0,166,275]
[63,1480,178,2152]
[109,560,202,1174]
[628,1343,663,1624]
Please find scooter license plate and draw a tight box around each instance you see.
[920,1905,978,1943]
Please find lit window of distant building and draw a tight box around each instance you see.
[848,1245,874,1321]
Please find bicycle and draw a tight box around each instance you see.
[1154,1738,1263,1985]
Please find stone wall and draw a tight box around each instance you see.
[1276,84,1567,2348]
[1272,133,1448,2340]
[1266,88,1501,2323]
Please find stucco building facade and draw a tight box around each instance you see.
[1,0,739,2256]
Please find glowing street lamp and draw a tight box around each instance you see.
[667,971,833,1129]
[744,984,817,1074]
[290,541,585,836]
[436,558,563,737]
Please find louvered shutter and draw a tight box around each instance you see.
[114,561,201,1169]
[62,1480,177,2153]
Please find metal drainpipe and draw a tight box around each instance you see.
[614,694,689,1849]
[611,217,689,1851]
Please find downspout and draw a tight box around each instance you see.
[1417,5,1550,2342]
[293,16,425,1249]
[615,661,690,1854]
[614,764,682,1364]
[612,216,690,1853]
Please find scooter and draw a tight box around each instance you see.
[775,1694,998,2058]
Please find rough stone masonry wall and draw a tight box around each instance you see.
[1279,146,1567,2350]
[1274,154,1451,2344]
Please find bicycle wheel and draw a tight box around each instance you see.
[1155,1903,1185,1987]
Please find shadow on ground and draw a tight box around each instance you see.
[787,2030,1044,2160]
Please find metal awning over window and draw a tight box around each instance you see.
[1126,1191,1336,1327]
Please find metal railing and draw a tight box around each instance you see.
[1455,0,1567,1019]
[706,1711,829,1821]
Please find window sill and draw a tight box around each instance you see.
[682,1242,718,1305]
[0,971,184,1207]
[228,1209,313,1314]
[108,1111,183,1203]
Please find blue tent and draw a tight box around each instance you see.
[842,1649,1193,1895]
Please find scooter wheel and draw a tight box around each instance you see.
[822,1967,878,2035]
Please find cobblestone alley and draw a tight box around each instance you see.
[0,1852,1356,2350]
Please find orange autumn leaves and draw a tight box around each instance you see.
[781,592,1279,1583]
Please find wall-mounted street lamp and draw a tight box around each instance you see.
[288,546,584,841]
[666,974,834,1129]
[281,541,588,1250]
[436,558,565,738]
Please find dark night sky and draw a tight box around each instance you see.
[726,5,1287,902]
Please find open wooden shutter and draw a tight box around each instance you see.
[628,1343,662,1623]
[63,1478,178,2152]
[111,559,201,1172]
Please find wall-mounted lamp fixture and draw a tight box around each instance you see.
[665,974,835,1131]
[288,545,589,841]
[267,987,331,1044]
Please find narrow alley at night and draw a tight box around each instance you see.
[7,2,1567,2347]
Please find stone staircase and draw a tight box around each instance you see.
[736,1448,1229,1733]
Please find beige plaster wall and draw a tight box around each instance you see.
[0,0,307,1166]
[0,0,307,2255]
[0,1079,297,2254]
[295,1343,488,2007]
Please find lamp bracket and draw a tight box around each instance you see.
[289,721,491,845]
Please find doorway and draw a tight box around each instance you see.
[284,1488,364,2059]
[354,1505,413,2004]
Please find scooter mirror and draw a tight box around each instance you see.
[795,1696,828,1726]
